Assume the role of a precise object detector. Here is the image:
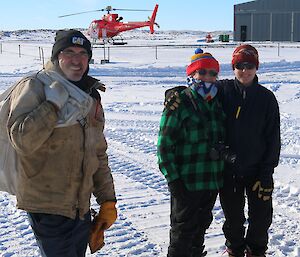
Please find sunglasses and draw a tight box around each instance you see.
[234,62,256,70]
[60,50,89,59]
[197,69,218,77]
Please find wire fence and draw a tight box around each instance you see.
[1,41,300,65]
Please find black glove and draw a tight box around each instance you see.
[164,86,186,111]
[252,176,273,201]
[168,179,187,199]
[164,91,180,111]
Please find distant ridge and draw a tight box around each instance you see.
[0,29,233,44]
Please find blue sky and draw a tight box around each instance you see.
[1,0,250,31]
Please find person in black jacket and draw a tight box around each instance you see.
[164,44,281,257]
[218,44,280,257]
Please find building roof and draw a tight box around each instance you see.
[235,0,300,13]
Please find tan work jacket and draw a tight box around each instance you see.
[7,64,115,219]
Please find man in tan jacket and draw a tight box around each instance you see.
[7,29,117,257]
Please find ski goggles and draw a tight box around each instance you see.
[197,69,218,77]
[234,62,256,70]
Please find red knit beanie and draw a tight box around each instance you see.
[186,48,219,76]
[232,44,259,70]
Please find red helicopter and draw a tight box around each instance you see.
[59,4,159,44]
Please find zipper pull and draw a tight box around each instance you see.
[235,106,241,119]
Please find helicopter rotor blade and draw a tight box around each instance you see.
[112,8,152,12]
[58,9,105,18]
[58,6,153,18]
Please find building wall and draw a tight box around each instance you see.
[234,14,251,41]
[234,0,300,42]
[272,13,292,41]
[294,13,300,41]
[252,13,270,41]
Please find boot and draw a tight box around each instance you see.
[245,246,266,257]
[225,248,245,257]
[191,245,207,257]
[246,253,265,257]
[246,252,265,257]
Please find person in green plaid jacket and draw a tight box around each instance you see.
[157,48,226,257]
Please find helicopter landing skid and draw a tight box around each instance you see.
[107,36,127,45]
[112,41,127,45]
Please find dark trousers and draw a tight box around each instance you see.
[27,211,91,257]
[219,174,273,256]
[168,190,218,257]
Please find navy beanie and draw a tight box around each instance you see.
[51,29,92,62]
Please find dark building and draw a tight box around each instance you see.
[234,0,300,42]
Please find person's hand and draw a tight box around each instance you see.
[93,201,117,230]
[44,81,69,110]
[163,86,186,111]
[164,91,181,111]
[168,179,187,200]
[252,180,273,201]
[89,202,117,254]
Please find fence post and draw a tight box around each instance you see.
[40,47,45,68]
[277,42,280,57]
[104,45,106,61]
[18,44,21,57]
[38,47,41,61]
[155,45,158,60]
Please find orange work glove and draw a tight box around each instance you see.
[89,201,117,254]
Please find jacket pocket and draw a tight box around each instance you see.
[86,118,105,173]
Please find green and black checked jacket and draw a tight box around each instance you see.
[157,88,226,191]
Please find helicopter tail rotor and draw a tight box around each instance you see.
[149,4,159,34]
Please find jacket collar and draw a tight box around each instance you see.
[234,75,258,96]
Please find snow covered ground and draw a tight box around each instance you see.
[0,30,300,257]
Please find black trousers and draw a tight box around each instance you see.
[219,174,273,256]
[167,190,218,257]
[27,211,91,257]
